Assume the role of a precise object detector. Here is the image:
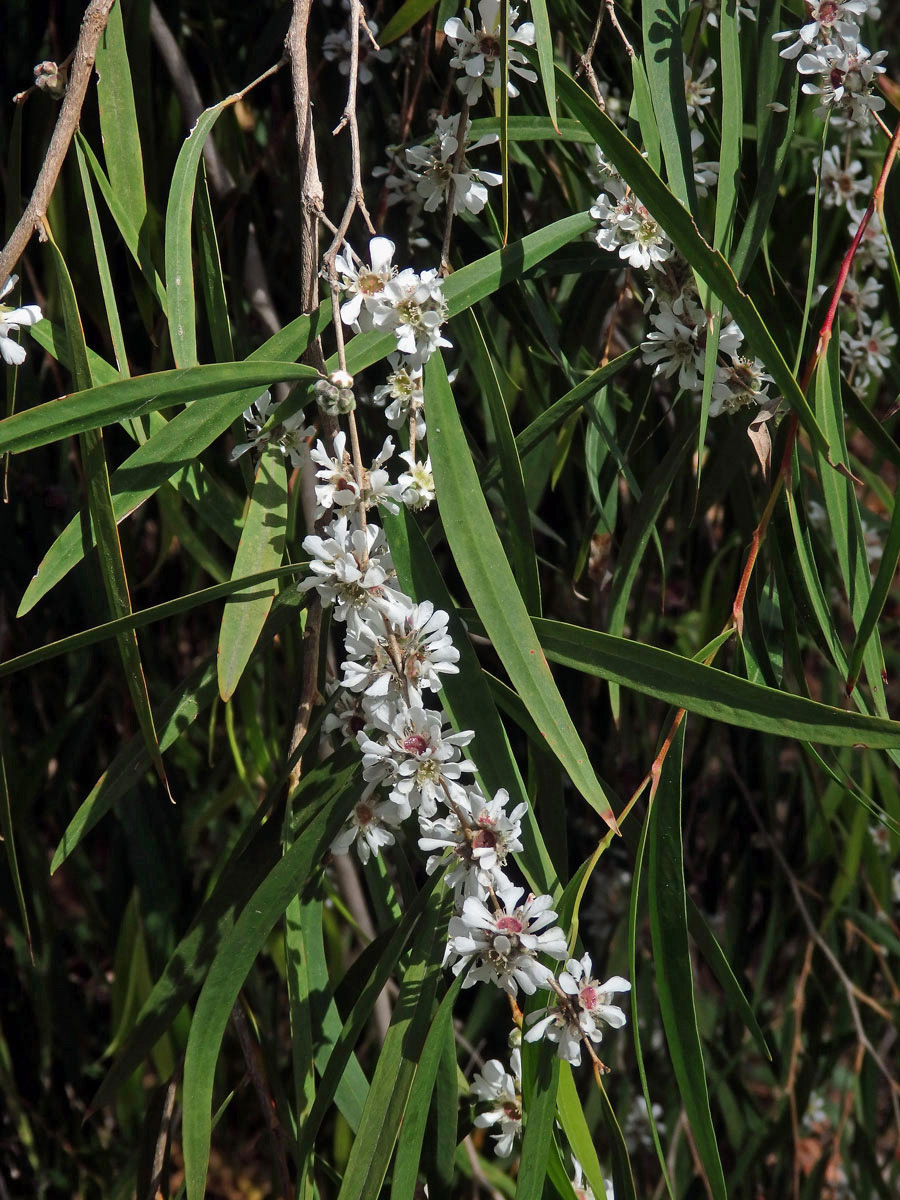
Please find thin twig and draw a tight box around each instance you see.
[231,1001,294,1200]
[0,0,116,287]
[146,1072,179,1200]
[574,6,606,107]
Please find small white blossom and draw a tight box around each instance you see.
[840,318,897,388]
[445,887,568,995]
[300,516,408,630]
[330,786,409,864]
[774,1,873,60]
[470,1048,522,1156]
[798,43,887,126]
[524,955,630,1065]
[369,268,452,366]
[341,599,459,711]
[709,355,773,416]
[869,820,892,856]
[335,236,397,326]
[812,146,869,210]
[443,0,537,104]
[641,303,703,390]
[372,353,426,439]
[0,275,43,366]
[406,114,502,215]
[310,431,401,517]
[418,784,526,898]
[852,210,889,272]
[397,451,436,510]
[592,178,673,271]
[359,705,476,816]
[684,57,716,122]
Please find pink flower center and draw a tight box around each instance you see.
[403,734,429,755]
[579,986,599,1009]
[355,803,374,825]
[495,916,523,934]
[473,829,498,850]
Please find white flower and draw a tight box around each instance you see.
[322,19,392,85]
[693,0,757,29]
[443,0,537,104]
[641,303,703,390]
[341,599,459,711]
[798,43,887,126]
[359,705,476,815]
[591,178,673,271]
[684,57,716,122]
[852,210,888,271]
[370,268,451,367]
[812,146,869,210]
[397,451,436,510]
[524,955,630,1065]
[773,1,873,59]
[690,129,719,199]
[230,389,276,460]
[300,516,408,630]
[869,820,891,856]
[322,681,370,746]
[231,390,315,466]
[0,275,43,366]
[406,113,502,215]
[310,431,401,517]
[709,355,773,416]
[335,236,397,326]
[372,353,426,439]
[840,318,896,387]
[330,786,409,864]
[624,1095,666,1152]
[418,784,526,898]
[470,1048,522,1156]
[445,887,568,995]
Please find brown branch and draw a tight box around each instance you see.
[0,0,116,288]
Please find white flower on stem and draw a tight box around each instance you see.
[322,681,370,746]
[322,18,392,85]
[624,1095,667,1153]
[445,887,568,995]
[798,43,887,125]
[840,317,897,387]
[443,0,537,104]
[300,516,408,630]
[335,236,397,326]
[590,147,622,184]
[641,303,703,390]
[0,275,43,366]
[524,955,630,1066]
[418,784,526,898]
[709,355,773,417]
[592,178,673,271]
[812,145,869,210]
[869,820,891,856]
[341,599,459,711]
[231,390,277,460]
[406,113,502,215]
[359,705,476,816]
[329,785,409,864]
[838,272,881,318]
[372,354,426,439]
[470,1048,522,1156]
[279,410,317,469]
[370,268,451,366]
[398,451,436,510]
[684,56,716,122]
[773,1,872,59]
[310,431,401,517]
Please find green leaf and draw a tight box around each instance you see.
[526,613,900,748]
[594,1074,638,1200]
[847,484,900,692]
[556,1065,611,1200]
[182,773,359,1200]
[217,445,288,700]
[382,506,559,896]
[648,722,727,1200]
[529,0,558,132]
[425,352,618,832]
[335,891,452,1200]
[555,69,832,460]
[640,1,697,214]
[378,0,437,44]
[391,973,465,1200]
[94,0,147,240]
[468,115,594,143]
[1,565,305,679]
[44,225,170,799]
[0,742,32,959]
[630,55,661,174]
[165,98,234,367]
[461,311,540,613]
[517,1041,559,1200]
[0,360,317,456]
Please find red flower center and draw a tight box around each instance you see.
[403,734,429,755]
[495,916,523,934]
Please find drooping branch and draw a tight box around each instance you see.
[0,0,116,288]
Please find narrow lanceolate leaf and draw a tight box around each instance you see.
[336,891,451,1200]
[425,353,618,832]
[94,0,147,238]
[217,444,288,700]
[640,0,697,215]
[530,0,558,133]
[648,723,727,1200]
[526,614,900,748]
[74,141,129,377]
[517,1040,559,1200]
[468,115,594,143]
[182,774,358,1200]
[0,743,32,959]
[0,360,317,456]
[390,973,465,1200]
[166,98,234,367]
[847,485,900,692]
[556,1066,612,1200]
[554,70,833,460]
[44,227,170,800]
